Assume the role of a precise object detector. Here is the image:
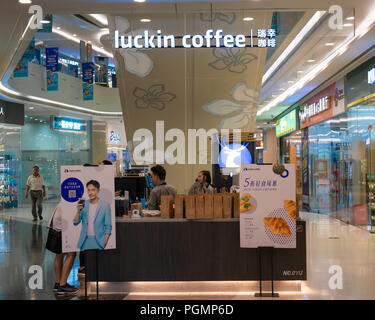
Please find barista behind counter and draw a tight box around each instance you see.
[188,170,214,194]
[146,165,177,210]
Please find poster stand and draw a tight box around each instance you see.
[83,249,100,300]
[254,246,279,298]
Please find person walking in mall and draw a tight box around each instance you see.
[46,201,79,295]
[146,165,177,210]
[25,165,46,222]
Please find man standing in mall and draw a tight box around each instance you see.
[146,165,177,210]
[25,165,46,222]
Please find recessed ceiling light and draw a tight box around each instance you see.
[19,0,32,3]
[88,41,91,43]
[325,42,334,46]
[346,16,355,20]
[73,34,77,37]
[297,70,303,73]
[29,107,34,110]
[56,27,61,30]
[344,23,353,27]
[140,19,151,23]
[307,59,315,63]
[41,20,50,24]
[243,17,254,21]
[134,0,146,2]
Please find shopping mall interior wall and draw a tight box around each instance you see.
[263,127,278,164]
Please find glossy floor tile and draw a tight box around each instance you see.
[0,207,374,300]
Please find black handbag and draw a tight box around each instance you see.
[45,208,62,254]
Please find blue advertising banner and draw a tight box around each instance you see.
[38,14,53,33]
[83,82,93,100]
[46,47,58,72]
[47,70,58,91]
[82,62,94,84]
[13,58,28,77]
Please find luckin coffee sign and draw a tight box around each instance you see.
[114,28,277,49]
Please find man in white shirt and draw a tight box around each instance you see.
[25,166,46,222]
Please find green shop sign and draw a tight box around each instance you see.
[276,110,297,138]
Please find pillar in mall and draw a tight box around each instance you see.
[91,121,107,165]
[106,12,272,192]
[263,127,278,164]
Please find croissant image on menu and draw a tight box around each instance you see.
[240,193,254,213]
[284,200,297,220]
[263,217,291,237]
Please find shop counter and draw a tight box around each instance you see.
[85,217,306,282]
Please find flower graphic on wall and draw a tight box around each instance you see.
[101,16,155,78]
[200,12,236,24]
[202,82,259,129]
[133,84,176,111]
[208,48,258,73]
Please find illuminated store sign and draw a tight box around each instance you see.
[276,110,297,138]
[299,96,330,123]
[368,68,375,84]
[52,117,85,131]
[114,28,276,49]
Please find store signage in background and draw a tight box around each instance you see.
[107,122,126,146]
[276,110,297,138]
[368,68,375,84]
[114,28,277,49]
[46,47,59,91]
[52,117,86,132]
[38,14,53,33]
[0,100,24,125]
[299,81,345,129]
[239,164,296,248]
[109,131,121,144]
[82,62,94,100]
[301,128,309,211]
[60,165,116,253]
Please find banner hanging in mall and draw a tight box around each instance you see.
[38,14,53,33]
[23,37,35,60]
[60,165,116,253]
[13,57,28,77]
[239,164,296,248]
[46,47,59,91]
[82,62,94,100]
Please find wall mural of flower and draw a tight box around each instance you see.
[200,12,236,24]
[133,84,176,111]
[102,16,155,78]
[202,82,259,129]
[208,48,258,73]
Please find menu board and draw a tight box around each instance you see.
[239,164,296,248]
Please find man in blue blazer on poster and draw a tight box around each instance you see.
[73,180,112,251]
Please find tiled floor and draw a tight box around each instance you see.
[0,206,375,300]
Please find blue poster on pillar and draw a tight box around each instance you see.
[46,47,58,72]
[47,70,58,91]
[82,62,94,84]
[23,38,35,60]
[83,82,93,100]
[13,58,28,77]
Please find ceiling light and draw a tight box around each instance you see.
[41,20,50,24]
[88,40,91,43]
[344,23,353,27]
[325,42,334,46]
[73,34,77,37]
[56,27,61,30]
[243,17,254,21]
[19,0,32,3]
[88,14,108,26]
[140,19,151,23]
[29,107,34,110]
[134,0,146,2]
[346,16,355,20]
[297,70,303,73]
[307,59,315,63]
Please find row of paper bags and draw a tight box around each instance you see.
[160,193,240,219]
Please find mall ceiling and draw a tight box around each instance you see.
[0,0,374,122]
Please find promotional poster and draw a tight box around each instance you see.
[60,165,116,253]
[83,82,93,100]
[13,58,28,77]
[239,164,296,248]
[46,47,58,72]
[46,70,58,91]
